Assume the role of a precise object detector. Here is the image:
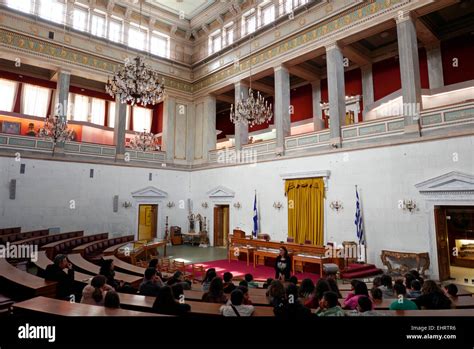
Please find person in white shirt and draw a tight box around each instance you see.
[220,289,254,317]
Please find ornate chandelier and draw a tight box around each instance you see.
[38,116,75,145]
[105,0,164,107]
[230,36,273,126]
[106,55,165,107]
[129,129,160,152]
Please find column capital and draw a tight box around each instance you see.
[325,41,342,52]
[234,81,249,89]
[395,10,414,24]
[273,65,289,73]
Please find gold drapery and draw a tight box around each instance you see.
[285,178,324,245]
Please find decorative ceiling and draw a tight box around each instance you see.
[145,0,216,20]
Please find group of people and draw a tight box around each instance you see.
[43,250,462,317]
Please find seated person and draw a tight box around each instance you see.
[267,280,286,307]
[414,280,452,310]
[152,286,191,316]
[404,273,416,294]
[81,275,114,306]
[305,279,331,309]
[171,283,184,302]
[167,271,191,290]
[202,277,227,304]
[274,284,312,319]
[315,291,345,317]
[298,278,315,302]
[343,281,373,310]
[237,285,252,305]
[444,283,458,302]
[372,276,382,289]
[327,277,342,299]
[357,296,384,316]
[99,259,131,292]
[201,269,217,292]
[379,274,395,298]
[407,280,422,298]
[239,280,248,287]
[389,283,418,310]
[104,290,121,309]
[288,276,298,286]
[244,273,259,288]
[220,289,254,317]
[139,267,163,296]
[370,287,383,306]
[263,278,273,289]
[44,254,75,300]
[223,272,236,294]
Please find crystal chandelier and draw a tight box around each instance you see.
[38,116,75,145]
[129,129,160,152]
[230,36,273,126]
[105,1,164,106]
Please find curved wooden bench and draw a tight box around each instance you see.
[67,253,142,288]
[41,233,105,260]
[0,227,21,236]
[103,256,146,277]
[103,241,131,256]
[0,258,56,301]
[34,251,92,284]
[72,235,134,262]
[1,229,49,244]
[13,296,163,317]
[12,231,83,248]
[118,293,274,316]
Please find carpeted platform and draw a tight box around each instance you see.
[340,263,383,279]
[188,259,321,283]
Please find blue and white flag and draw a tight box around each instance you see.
[355,186,364,245]
[252,192,258,237]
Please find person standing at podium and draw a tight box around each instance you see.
[275,246,291,281]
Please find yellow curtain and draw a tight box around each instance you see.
[285,178,324,245]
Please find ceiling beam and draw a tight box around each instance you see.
[416,18,439,46]
[215,94,235,104]
[342,44,372,66]
[243,80,274,95]
[286,63,321,82]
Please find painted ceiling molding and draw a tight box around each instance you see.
[280,170,331,180]
[415,171,474,197]
[131,186,169,199]
[206,186,235,199]
[0,29,193,93]
[191,0,404,92]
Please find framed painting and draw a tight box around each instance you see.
[1,121,21,135]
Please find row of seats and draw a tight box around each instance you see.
[42,233,106,260]
[74,235,134,262]
[0,227,21,236]
[0,229,49,244]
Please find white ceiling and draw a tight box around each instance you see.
[146,0,216,20]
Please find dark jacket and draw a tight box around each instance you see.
[223,282,237,294]
[274,300,312,319]
[139,280,161,297]
[414,292,452,310]
[275,256,291,280]
[44,264,75,300]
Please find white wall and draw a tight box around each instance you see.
[190,135,474,279]
[0,158,191,238]
[1,135,473,280]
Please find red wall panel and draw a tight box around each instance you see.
[373,56,401,101]
[441,34,474,86]
[290,84,312,122]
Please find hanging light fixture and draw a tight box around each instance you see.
[230,36,273,126]
[105,0,164,106]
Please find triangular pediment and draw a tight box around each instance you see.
[206,186,235,198]
[415,172,474,195]
[131,186,168,198]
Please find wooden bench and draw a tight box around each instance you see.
[103,241,131,256]
[41,232,105,260]
[0,229,49,244]
[0,227,21,236]
[375,296,474,310]
[13,296,163,317]
[72,235,134,262]
[376,309,474,316]
[103,256,145,277]
[118,293,275,316]
[182,289,270,306]
[67,253,142,288]
[0,258,57,301]
[34,251,93,284]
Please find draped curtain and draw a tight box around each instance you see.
[285,178,324,245]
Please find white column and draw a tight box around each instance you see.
[186,102,195,163]
[311,80,324,131]
[203,95,217,157]
[234,81,249,151]
[361,64,374,120]
[162,96,176,161]
[326,43,345,147]
[274,65,291,153]
[426,43,444,89]
[54,70,71,151]
[114,97,127,160]
[396,12,422,134]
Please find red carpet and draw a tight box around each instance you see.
[189,259,321,283]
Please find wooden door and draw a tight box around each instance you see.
[138,204,157,241]
[214,206,221,246]
[434,207,450,281]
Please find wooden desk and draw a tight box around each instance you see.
[182,232,200,245]
[13,296,162,317]
[293,254,327,277]
[103,241,130,256]
[183,289,269,306]
[375,296,474,310]
[0,258,57,300]
[254,249,279,268]
[118,293,274,316]
[116,239,168,264]
[228,246,255,266]
[104,256,146,277]
[67,254,142,288]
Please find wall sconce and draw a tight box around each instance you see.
[233,202,241,209]
[122,201,132,208]
[202,202,208,209]
[273,202,283,210]
[166,202,175,208]
[330,200,343,212]
[400,199,417,213]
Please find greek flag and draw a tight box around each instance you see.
[252,193,258,237]
[355,186,364,245]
